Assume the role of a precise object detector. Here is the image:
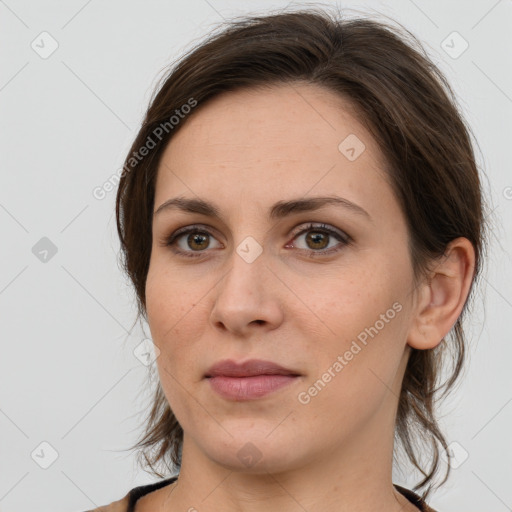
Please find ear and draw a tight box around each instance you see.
[407,237,476,350]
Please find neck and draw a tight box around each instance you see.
[161,399,418,512]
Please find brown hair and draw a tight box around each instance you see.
[116,6,487,501]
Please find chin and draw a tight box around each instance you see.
[198,428,306,474]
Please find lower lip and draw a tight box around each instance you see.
[207,374,299,400]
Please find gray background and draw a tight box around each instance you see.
[1,1,511,511]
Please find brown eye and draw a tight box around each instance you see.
[288,223,351,256]
[164,222,350,259]
[164,225,222,258]
[304,231,330,250]
[186,232,210,251]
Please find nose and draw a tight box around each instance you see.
[209,247,284,336]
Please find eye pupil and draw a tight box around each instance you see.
[168,224,345,257]
[306,231,328,250]
[188,232,209,250]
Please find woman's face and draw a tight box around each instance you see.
[146,83,419,474]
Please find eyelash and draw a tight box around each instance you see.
[162,223,352,259]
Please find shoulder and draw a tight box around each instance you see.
[83,492,130,512]
[394,484,438,512]
[82,476,178,512]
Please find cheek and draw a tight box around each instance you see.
[145,260,192,337]
[300,302,408,427]
[145,267,199,412]
[145,261,208,376]
[145,275,170,341]
[305,264,409,377]
[309,268,394,336]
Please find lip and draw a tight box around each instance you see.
[204,359,301,401]
[207,375,299,401]
[205,358,300,378]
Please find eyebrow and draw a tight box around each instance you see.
[154,195,371,221]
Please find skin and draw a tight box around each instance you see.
[139,83,475,512]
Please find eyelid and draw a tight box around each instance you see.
[167,223,220,240]
[289,222,349,242]
[162,221,351,257]
[161,223,223,254]
[285,222,351,256]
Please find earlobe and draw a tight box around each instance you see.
[407,237,476,350]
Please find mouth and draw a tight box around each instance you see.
[206,374,300,401]
[204,358,301,378]
[204,358,301,401]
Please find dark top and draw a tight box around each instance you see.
[87,475,438,512]
[127,476,177,511]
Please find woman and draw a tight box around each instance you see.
[89,7,486,512]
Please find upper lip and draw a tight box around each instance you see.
[205,359,300,378]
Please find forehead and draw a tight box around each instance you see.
[155,83,391,212]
